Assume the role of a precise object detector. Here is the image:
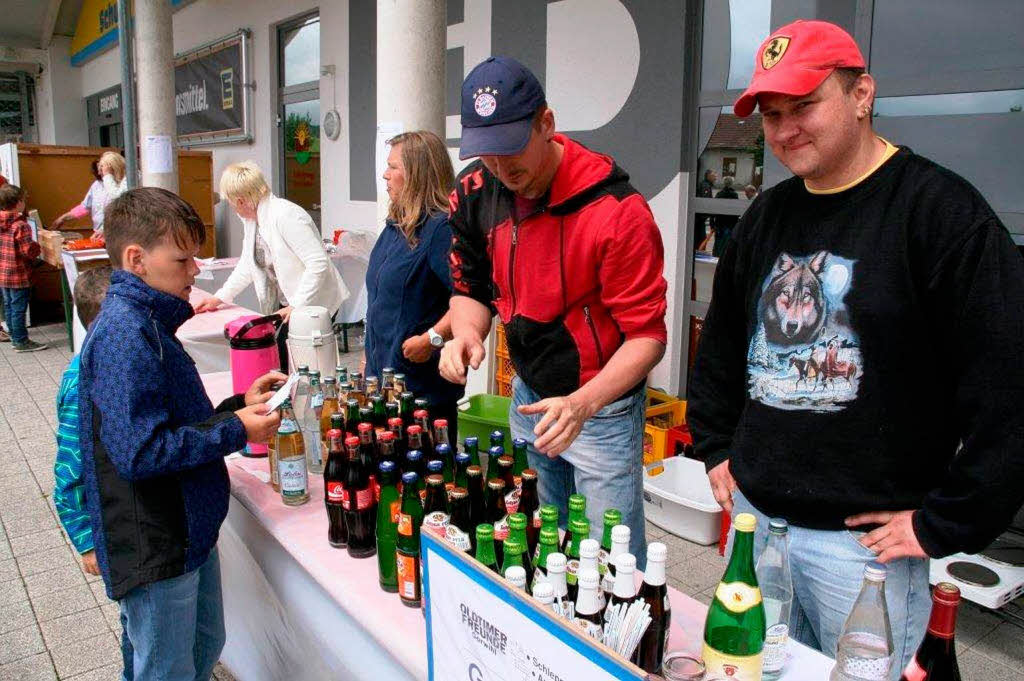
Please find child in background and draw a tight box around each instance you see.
[0,184,46,351]
[79,187,283,681]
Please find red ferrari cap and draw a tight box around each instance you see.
[734,20,865,118]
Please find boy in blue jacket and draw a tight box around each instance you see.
[79,187,283,681]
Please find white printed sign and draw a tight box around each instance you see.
[423,532,643,681]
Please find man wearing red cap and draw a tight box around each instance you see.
[688,19,1024,675]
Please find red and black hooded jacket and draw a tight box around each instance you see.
[448,134,667,399]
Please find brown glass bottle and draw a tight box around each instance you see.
[342,435,377,558]
[323,428,348,548]
[518,469,540,557]
[486,478,509,567]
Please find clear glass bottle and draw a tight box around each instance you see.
[304,371,325,474]
[757,518,794,680]
[276,399,309,506]
[292,365,311,423]
[830,562,894,681]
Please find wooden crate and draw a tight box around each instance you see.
[37,229,65,268]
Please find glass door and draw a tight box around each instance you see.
[278,13,321,228]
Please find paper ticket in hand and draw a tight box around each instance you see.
[265,372,300,412]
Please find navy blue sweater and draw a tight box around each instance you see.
[365,213,464,408]
[80,271,247,599]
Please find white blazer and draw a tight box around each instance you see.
[213,194,348,315]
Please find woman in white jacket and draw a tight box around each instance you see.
[194,161,348,368]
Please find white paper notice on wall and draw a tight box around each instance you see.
[143,135,174,174]
[375,121,403,199]
[422,531,643,681]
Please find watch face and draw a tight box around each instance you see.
[430,334,444,348]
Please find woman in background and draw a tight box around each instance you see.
[365,131,463,433]
[52,151,128,237]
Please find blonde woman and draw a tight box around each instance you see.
[194,161,347,369]
[366,131,463,430]
[51,151,128,237]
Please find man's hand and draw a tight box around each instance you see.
[193,296,223,313]
[518,395,595,457]
[402,333,434,363]
[245,370,289,406]
[235,403,281,444]
[80,550,100,576]
[439,336,486,385]
[276,306,293,323]
[707,460,737,514]
[845,510,928,563]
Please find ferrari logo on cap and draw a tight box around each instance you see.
[761,36,790,69]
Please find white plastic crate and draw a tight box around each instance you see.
[643,456,723,545]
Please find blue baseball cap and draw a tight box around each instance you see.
[459,56,546,160]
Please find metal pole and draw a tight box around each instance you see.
[117,0,138,188]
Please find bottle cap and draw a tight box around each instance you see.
[603,508,623,525]
[933,582,961,605]
[323,376,335,384]
[298,365,310,372]
[455,452,471,464]
[400,391,414,400]
[427,460,444,473]
[346,398,359,407]
[487,479,506,492]
[426,474,444,486]
[378,431,395,442]
[733,512,757,533]
[464,436,479,447]
[539,527,559,544]
[540,504,559,520]
[434,419,448,428]
[488,445,505,457]
[476,523,494,540]
[357,423,373,433]
[504,538,523,554]
[768,518,789,534]
[467,465,482,477]
[513,437,527,447]
[490,429,504,440]
[521,468,537,481]
[568,494,586,511]
[388,417,403,428]
[406,450,423,461]
[864,561,887,581]
[580,539,599,559]
[450,487,468,500]
[647,542,668,563]
[382,366,395,373]
[414,409,429,419]
[546,553,567,572]
[508,513,528,530]
[309,369,321,377]
[611,525,631,544]
[401,472,418,485]
[407,425,423,435]
[578,569,600,589]
[345,436,360,447]
[615,553,637,572]
[498,455,514,466]
[379,460,396,473]
[532,581,554,599]
[570,518,590,536]
[436,444,452,456]
[505,566,527,588]
[326,428,343,440]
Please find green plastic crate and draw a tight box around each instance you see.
[457,394,513,469]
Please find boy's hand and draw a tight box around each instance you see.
[245,371,289,405]
[81,550,100,576]
[235,404,281,444]
[193,297,223,313]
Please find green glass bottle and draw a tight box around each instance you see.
[561,494,587,552]
[454,452,471,490]
[502,538,526,577]
[535,504,560,561]
[475,524,500,575]
[511,437,529,478]
[565,517,589,603]
[599,508,622,579]
[375,461,400,592]
[507,513,534,585]
[701,513,766,680]
[344,398,360,436]
[532,526,560,591]
[396,472,425,607]
[463,436,481,468]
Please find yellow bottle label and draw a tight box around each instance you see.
[701,644,763,681]
[714,581,763,613]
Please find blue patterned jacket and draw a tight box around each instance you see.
[79,270,247,599]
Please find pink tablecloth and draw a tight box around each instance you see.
[202,371,832,680]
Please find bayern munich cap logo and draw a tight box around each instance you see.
[473,87,498,117]
[761,36,791,69]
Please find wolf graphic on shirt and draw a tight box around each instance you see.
[747,250,862,412]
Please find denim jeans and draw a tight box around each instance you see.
[729,488,930,680]
[510,376,649,570]
[119,549,225,681]
[0,287,30,344]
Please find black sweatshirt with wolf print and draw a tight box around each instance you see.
[688,146,1024,558]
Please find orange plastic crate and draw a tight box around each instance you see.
[643,389,687,473]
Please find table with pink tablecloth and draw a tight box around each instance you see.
[202,371,833,681]
[177,289,260,374]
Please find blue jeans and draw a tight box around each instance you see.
[510,376,649,570]
[729,489,930,680]
[119,549,225,681]
[0,287,30,344]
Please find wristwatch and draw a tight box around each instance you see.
[427,327,444,349]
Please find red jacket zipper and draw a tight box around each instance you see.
[583,305,605,365]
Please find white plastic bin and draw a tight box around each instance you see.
[643,456,723,545]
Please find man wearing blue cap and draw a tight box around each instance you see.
[439,57,668,566]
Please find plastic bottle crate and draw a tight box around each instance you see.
[457,393,513,476]
[643,389,687,474]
